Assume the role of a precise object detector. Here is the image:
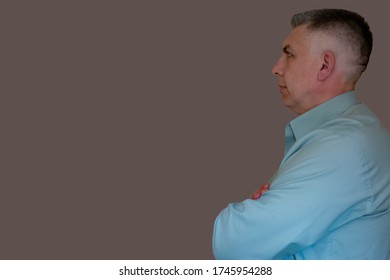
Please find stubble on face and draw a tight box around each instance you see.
[275,25,321,114]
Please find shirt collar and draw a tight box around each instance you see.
[287,91,360,141]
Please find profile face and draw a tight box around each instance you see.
[272,24,320,115]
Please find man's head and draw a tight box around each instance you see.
[272,9,373,115]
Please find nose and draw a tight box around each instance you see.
[272,56,284,76]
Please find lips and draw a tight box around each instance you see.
[279,85,287,91]
[278,84,288,96]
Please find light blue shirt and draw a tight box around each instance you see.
[213,91,390,259]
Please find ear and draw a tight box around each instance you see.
[317,51,335,81]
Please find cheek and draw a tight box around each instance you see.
[288,64,315,86]
[285,71,302,90]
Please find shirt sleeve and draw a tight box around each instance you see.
[212,132,370,259]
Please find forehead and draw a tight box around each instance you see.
[282,24,311,50]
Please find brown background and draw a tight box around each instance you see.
[1,0,389,259]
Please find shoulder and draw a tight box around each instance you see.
[299,103,389,156]
[278,102,390,192]
[321,103,390,161]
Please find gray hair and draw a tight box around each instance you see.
[291,9,373,74]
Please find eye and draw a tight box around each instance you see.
[282,48,293,58]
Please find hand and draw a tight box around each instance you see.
[250,182,270,200]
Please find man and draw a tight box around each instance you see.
[212,9,390,260]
